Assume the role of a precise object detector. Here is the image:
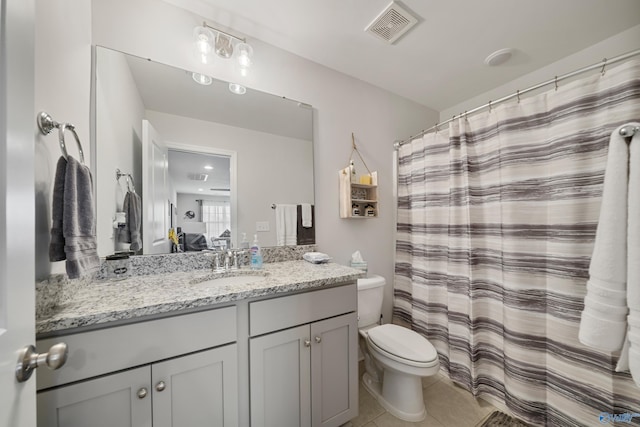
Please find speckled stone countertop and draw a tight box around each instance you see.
[36,260,364,336]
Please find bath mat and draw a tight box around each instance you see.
[479,411,529,427]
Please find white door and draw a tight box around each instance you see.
[0,0,37,425]
[142,120,171,254]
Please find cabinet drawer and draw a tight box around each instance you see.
[249,283,356,336]
[36,306,236,391]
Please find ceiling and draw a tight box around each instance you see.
[124,51,313,141]
[168,149,230,196]
[164,0,640,111]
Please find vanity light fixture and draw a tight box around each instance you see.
[192,72,213,85]
[229,83,247,95]
[194,22,254,76]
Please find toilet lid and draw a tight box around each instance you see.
[367,324,437,363]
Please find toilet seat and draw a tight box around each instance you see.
[367,324,438,368]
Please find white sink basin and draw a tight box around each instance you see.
[191,274,266,288]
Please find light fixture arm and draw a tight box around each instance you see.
[202,22,246,44]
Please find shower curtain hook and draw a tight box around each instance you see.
[434,122,439,133]
[516,90,520,103]
[488,100,492,112]
[600,58,607,76]
[554,76,558,91]
[464,111,468,121]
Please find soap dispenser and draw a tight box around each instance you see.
[250,234,263,270]
[240,233,250,250]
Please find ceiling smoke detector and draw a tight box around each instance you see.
[365,1,418,44]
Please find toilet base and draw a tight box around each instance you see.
[362,372,427,422]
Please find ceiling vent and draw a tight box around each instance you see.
[187,172,209,182]
[365,1,418,44]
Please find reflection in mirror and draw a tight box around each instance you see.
[94,46,314,257]
[169,149,232,252]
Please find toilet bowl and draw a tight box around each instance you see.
[357,275,440,422]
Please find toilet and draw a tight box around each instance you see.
[357,275,440,422]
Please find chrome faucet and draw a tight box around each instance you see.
[207,249,248,271]
[210,250,224,272]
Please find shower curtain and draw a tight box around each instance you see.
[394,59,640,426]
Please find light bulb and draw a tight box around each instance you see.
[192,72,213,86]
[193,26,214,64]
[229,83,246,95]
[236,43,253,68]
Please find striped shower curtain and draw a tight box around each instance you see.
[394,59,640,426]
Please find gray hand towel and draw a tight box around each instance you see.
[61,155,100,278]
[49,156,67,261]
[125,191,142,251]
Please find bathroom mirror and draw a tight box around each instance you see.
[94,46,314,257]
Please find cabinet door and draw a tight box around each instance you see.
[250,325,311,427]
[310,313,358,427]
[152,344,238,427]
[37,366,151,427]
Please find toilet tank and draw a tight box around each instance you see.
[357,275,386,328]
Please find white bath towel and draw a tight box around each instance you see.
[578,123,640,387]
[275,204,297,246]
[301,203,313,228]
[623,124,640,386]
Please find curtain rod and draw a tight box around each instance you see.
[394,48,640,149]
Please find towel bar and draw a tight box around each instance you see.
[37,111,85,164]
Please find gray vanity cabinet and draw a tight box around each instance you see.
[36,306,238,427]
[37,344,237,427]
[152,344,238,427]
[249,284,358,427]
[37,366,151,427]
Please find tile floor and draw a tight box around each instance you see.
[350,363,498,427]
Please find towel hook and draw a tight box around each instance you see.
[37,112,85,164]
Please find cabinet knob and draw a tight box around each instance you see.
[137,388,148,399]
[315,336,322,344]
[15,342,68,383]
[155,381,166,392]
[304,339,311,347]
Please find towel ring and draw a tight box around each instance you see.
[37,112,85,164]
[116,169,136,193]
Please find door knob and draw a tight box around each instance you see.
[315,336,322,344]
[137,388,148,399]
[304,339,311,347]
[16,343,68,383]
[155,381,166,392]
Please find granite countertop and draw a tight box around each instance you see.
[36,260,364,336]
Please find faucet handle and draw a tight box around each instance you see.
[232,250,247,269]
[211,251,223,271]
